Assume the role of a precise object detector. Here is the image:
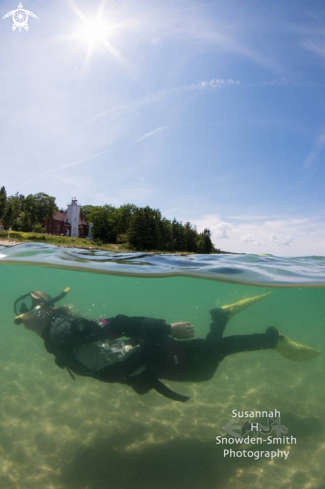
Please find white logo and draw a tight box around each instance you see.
[3,3,38,32]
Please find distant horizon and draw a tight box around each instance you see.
[1,0,324,257]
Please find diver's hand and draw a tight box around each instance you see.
[170,322,195,339]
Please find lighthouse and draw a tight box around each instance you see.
[66,197,80,237]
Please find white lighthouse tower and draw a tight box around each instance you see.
[66,197,80,237]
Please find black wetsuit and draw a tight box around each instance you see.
[41,312,279,402]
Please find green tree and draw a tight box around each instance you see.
[172,219,187,251]
[88,205,119,243]
[196,234,206,253]
[0,186,7,219]
[202,228,215,253]
[184,222,198,252]
[33,223,46,233]
[2,201,13,229]
[159,218,173,251]
[80,205,95,223]
[24,192,57,227]
[2,193,25,229]
[36,193,57,224]
[127,206,162,250]
[127,208,148,250]
[194,228,215,254]
[116,204,138,235]
[24,194,37,225]
[12,211,32,232]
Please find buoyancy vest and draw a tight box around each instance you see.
[43,317,190,402]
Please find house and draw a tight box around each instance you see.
[45,198,88,238]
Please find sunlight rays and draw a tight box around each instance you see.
[65,0,142,83]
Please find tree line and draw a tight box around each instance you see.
[0,186,218,253]
[0,187,57,233]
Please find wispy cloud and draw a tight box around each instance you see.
[17,151,110,189]
[229,214,280,221]
[85,78,240,125]
[134,126,171,144]
[304,130,325,168]
[160,1,220,20]
[88,76,323,129]
[57,151,110,170]
[303,38,325,59]
[151,6,280,72]
[251,79,325,88]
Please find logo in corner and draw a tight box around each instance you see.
[222,416,288,438]
[3,3,38,32]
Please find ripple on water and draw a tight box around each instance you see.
[0,243,325,287]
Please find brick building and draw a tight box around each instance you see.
[45,198,88,238]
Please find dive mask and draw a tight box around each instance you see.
[14,287,70,324]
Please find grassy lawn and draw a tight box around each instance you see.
[0,231,133,252]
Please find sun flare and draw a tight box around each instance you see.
[68,1,140,82]
[79,19,111,45]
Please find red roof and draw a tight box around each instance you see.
[52,212,87,226]
[52,212,66,221]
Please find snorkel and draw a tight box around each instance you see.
[14,287,71,325]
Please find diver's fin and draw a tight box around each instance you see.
[275,334,321,362]
[220,292,272,319]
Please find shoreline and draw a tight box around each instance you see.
[0,239,21,246]
[0,239,207,255]
[0,238,118,252]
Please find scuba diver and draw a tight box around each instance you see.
[13,288,321,402]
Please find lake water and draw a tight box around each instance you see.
[0,243,324,489]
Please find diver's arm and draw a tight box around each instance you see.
[170,322,195,339]
[50,315,171,347]
[104,315,195,339]
[50,316,194,347]
[104,315,172,339]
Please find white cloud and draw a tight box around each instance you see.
[190,214,233,239]
[240,234,263,246]
[187,213,325,256]
[214,221,233,239]
[270,233,293,246]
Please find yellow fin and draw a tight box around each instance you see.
[220,292,272,319]
[275,335,321,362]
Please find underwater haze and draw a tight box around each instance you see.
[0,243,324,489]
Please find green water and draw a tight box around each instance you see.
[1,263,324,489]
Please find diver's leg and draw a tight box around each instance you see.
[210,326,279,359]
[205,308,230,341]
[207,293,273,342]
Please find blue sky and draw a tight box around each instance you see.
[1,0,325,256]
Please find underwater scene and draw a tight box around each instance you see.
[0,243,324,489]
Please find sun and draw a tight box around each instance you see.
[66,1,140,81]
[79,19,111,46]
